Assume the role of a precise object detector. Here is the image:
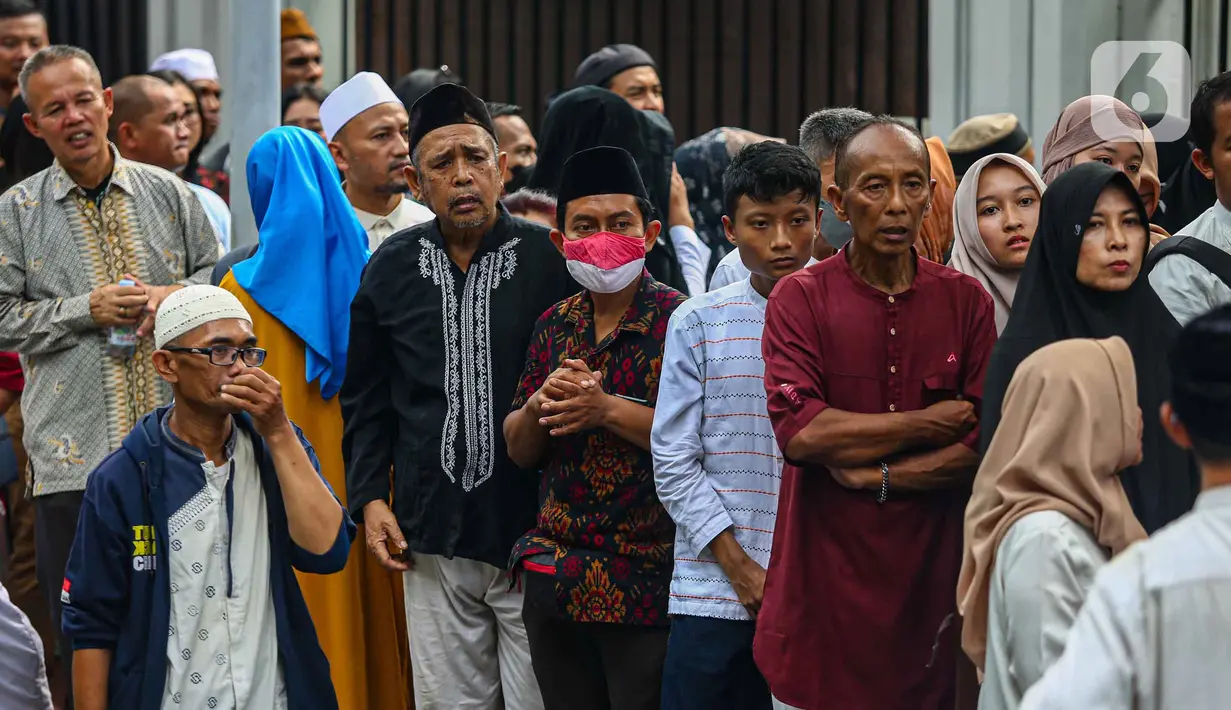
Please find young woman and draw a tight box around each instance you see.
[981,161,1198,533]
[1041,96,1146,184]
[949,153,1046,333]
[1041,96,1170,245]
[281,82,329,140]
[959,336,1147,710]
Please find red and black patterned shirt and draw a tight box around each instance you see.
[510,273,687,627]
[190,166,230,205]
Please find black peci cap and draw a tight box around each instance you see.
[557,146,650,210]
[408,83,497,153]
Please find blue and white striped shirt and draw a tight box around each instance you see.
[651,277,783,621]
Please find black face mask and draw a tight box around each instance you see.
[505,163,532,194]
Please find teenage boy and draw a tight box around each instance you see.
[504,146,688,710]
[651,142,821,710]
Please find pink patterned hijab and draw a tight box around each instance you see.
[1040,96,1147,184]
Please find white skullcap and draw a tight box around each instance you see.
[320,71,401,141]
[155,285,252,349]
[150,49,219,83]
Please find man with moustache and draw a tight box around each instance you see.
[281,9,324,89]
[0,45,218,708]
[342,84,572,710]
[322,71,433,250]
[757,116,997,710]
[0,0,46,130]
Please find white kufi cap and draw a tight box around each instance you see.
[150,49,220,83]
[320,71,401,141]
[155,285,252,349]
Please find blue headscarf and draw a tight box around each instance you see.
[232,126,370,400]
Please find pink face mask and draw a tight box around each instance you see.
[561,231,646,293]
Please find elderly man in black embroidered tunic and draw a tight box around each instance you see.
[341,83,573,710]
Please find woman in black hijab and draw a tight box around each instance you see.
[981,161,1198,533]
[528,85,686,292]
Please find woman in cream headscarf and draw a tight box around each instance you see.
[949,153,1046,333]
[957,337,1147,710]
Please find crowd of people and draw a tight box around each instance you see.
[0,1,1230,709]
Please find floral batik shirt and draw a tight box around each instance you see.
[510,273,687,627]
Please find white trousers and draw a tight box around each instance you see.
[404,554,543,710]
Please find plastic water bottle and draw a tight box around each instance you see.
[106,278,138,358]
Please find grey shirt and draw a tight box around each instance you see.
[1022,487,1231,710]
[980,510,1107,710]
[0,581,52,710]
[0,146,218,495]
[1149,200,1231,326]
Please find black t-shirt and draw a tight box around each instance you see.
[81,173,112,205]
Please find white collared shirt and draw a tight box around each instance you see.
[352,194,435,251]
[1021,486,1231,710]
[1149,200,1231,325]
[669,224,713,297]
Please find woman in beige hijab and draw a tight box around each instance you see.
[957,337,1147,710]
[1041,95,1146,184]
[1041,96,1170,245]
[949,153,1046,333]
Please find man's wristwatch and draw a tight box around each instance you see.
[876,462,890,504]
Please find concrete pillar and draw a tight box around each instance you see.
[228,0,281,247]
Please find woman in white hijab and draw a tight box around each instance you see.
[949,153,1047,333]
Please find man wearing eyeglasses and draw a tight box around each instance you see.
[61,285,353,710]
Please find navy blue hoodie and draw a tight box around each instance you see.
[62,405,355,710]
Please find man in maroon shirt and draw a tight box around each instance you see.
[757,116,997,710]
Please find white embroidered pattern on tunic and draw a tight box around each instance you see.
[168,487,215,537]
[417,236,520,491]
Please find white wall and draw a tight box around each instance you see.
[930,0,1206,163]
